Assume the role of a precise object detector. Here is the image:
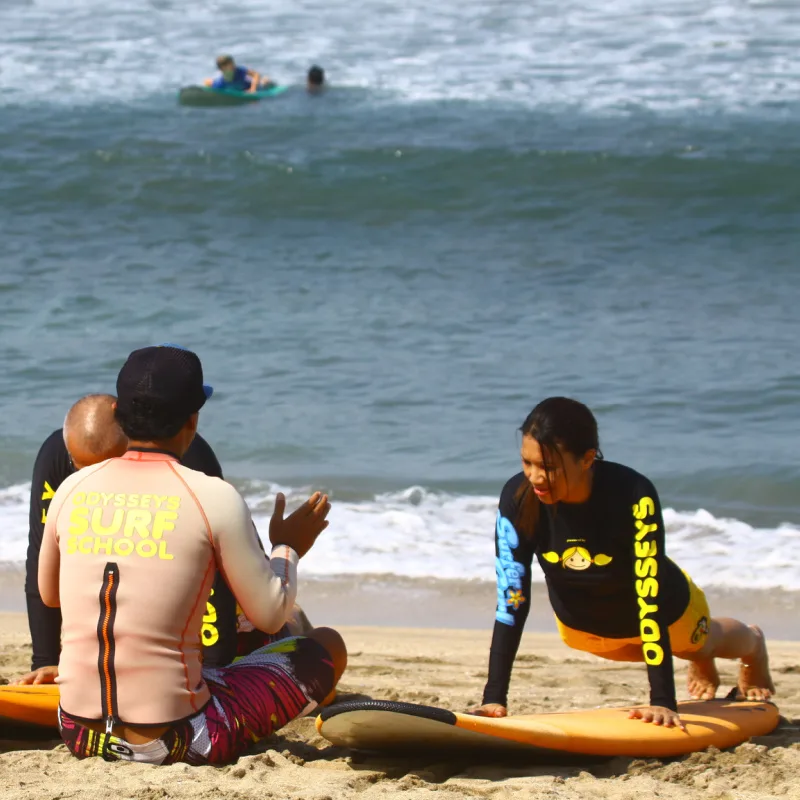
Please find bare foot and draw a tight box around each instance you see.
[739,625,775,701]
[687,658,720,700]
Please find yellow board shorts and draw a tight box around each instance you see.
[556,572,711,659]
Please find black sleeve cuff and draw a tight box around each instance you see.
[649,694,678,712]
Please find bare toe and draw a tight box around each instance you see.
[687,658,719,700]
[739,625,775,701]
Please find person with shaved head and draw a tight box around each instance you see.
[18,392,226,685]
[62,395,128,471]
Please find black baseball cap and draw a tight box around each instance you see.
[116,344,213,423]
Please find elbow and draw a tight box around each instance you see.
[252,608,290,635]
[40,589,60,608]
[246,599,292,635]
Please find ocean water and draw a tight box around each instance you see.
[1,0,799,593]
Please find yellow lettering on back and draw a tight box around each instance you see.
[158,541,174,560]
[41,482,55,501]
[91,507,124,536]
[124,509,152,539]
[68,506,89,536]
[167,496,181,511]
[152,510,178,540]
[136,540,158,558]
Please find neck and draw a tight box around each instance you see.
[563,468,594,504]
[126,440,182,458]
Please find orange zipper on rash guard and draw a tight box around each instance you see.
[97,563,120,734]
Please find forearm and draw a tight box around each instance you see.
[483,606,529,706]
[218,544,298,634]
[26,592,62,670]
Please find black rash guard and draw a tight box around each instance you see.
[483,460,690,712]
[25,431,239,670]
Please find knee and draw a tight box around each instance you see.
[308,627,347,680]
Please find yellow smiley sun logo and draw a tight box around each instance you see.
[542,547,613,571]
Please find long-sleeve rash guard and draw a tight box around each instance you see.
[38,449,297,726]
[483,461,689,711]
[25,431,239,670]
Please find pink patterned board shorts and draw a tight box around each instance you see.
[58,636,334,766]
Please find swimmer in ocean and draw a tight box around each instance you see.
[307,65,325,93]
[204,55,272,93]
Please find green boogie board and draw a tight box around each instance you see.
[178,84,289,107]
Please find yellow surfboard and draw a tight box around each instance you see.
[316,699,779,758]
[0,685,60,733]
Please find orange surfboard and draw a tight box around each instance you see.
[316,699,779,758]
[0,685,60,733]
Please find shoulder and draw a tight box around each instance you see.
[50,460,106,504]
[596,460,658,501]
[499,472,526,512]
[36,429,67,463]
[182,433,223,478]
[171,465,249,517]
[33,429,71,482]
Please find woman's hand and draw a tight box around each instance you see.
[628,705,686,731]
[468,703,507,718]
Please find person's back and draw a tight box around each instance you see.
[18,391,235,686]
[48,452,283,724]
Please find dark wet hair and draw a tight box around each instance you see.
[115,398,190,442]
[216,55,234,69]
[307,65,325,86]
[514,397,603,537]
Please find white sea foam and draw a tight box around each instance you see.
[1,0,798,112]
[2,480,798,590]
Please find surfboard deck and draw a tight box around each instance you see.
[0,685,60,733]
[316,699,779,758]
[178,84,288,107]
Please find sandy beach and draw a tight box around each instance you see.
[2,611,800,800]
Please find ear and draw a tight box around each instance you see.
[581,449,597,471]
